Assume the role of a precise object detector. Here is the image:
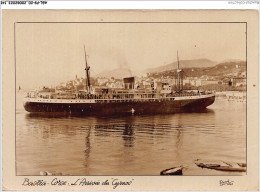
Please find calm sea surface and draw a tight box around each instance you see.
[16,92,246,175]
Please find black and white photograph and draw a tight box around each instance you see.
[16,20,247,176]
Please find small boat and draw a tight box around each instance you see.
[194,159,246,172]
[40,171,63,176]
[160,166,183,175]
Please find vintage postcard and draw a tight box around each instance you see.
[2,8,259,191]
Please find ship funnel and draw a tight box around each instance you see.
[123,77,135,89]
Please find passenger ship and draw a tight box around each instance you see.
[23,48,215,115]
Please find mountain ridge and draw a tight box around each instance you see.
[95,58,246,79]
[145,58,218,74]
[147,60,246,79]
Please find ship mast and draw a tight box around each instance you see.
[84,45,91,92]
[176,51,184,93]
[177,51,180,70]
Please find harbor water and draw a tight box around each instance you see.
[16,92,246,175]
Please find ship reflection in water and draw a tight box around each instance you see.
[16,100,246,176]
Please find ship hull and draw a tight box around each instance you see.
[23,95,215,115]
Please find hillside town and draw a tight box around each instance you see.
[54,61,246,93]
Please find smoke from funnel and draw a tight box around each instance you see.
[116,53,132,77]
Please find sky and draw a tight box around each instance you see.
[16,22,246,89]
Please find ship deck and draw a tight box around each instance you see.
[24,94,215,104]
